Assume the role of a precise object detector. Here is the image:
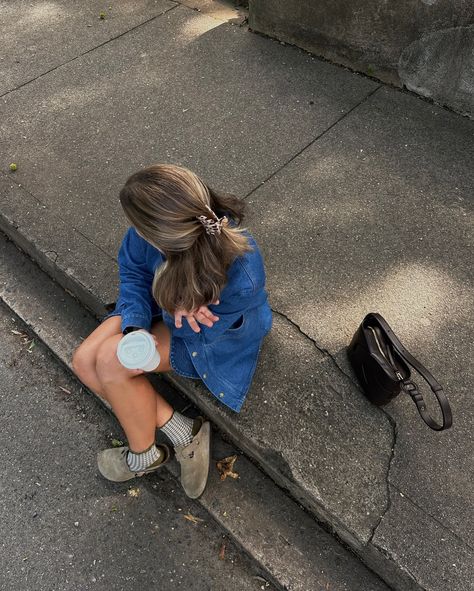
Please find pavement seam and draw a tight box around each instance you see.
[243,83,383,202]
[0,2,180,100]
[386,484,474,552]
[1,175,116,263]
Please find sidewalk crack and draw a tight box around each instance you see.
[272,308,360,387]
[273,307,397,543]
[0,2,179,100]
[244,84,382,202]
[368,419,397,544]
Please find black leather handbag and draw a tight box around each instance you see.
[347,313,452,431]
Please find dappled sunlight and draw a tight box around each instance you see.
[177,11,222,42]
[38,85,109,113]
[14,1,63,27]
[280,262,472,353]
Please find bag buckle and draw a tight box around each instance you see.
[403,381,426,411]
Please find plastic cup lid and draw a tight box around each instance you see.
[117,331,155,369]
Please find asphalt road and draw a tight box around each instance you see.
[0,300,274,591]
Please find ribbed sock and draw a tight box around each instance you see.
[159,410,196,448]
[127,442,163,472]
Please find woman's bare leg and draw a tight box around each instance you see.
[94,322,174,451]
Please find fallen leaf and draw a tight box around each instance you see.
[111,439,124,447]
[128,488,140,498]
[27,340,36,352]
[183,513,204,524]
[216,455,239,481]
[219,542,226,560]
[11,329,27,336]
[59,386,71,395]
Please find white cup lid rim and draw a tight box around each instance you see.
[117,331,155,368]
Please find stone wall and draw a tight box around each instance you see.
[249,0,474,117]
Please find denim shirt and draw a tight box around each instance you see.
[106,227,272,412]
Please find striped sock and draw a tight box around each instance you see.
[127,443,162,472]
[159,411,195,448]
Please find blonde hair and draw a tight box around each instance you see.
[119,163,251,313]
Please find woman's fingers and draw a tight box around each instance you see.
[186,314,201,333]
[175,302,220,332]
[198,305,219,323]
[195,312,214,328]
[174,310,184,329]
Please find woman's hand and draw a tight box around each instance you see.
[174,300,220,333]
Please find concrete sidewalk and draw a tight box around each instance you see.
[1,2,473,590]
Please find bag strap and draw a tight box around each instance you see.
[367,313,453,431]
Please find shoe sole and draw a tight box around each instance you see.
[184,420,211,499]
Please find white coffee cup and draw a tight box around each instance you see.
[117,330,160,372]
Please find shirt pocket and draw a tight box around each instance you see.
[228,314,245,333]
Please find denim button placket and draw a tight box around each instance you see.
[169,348,198,379]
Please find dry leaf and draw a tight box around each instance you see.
[59,386,71,394]
[253,575,271,587]
[128,487,140,497]
[183,513,204,524]
[219,542,226,560]
[11,329,27,337]
[216,455,239,481]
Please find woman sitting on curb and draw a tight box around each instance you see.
[72,163,272,498]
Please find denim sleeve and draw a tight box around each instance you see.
[113,227,157,333]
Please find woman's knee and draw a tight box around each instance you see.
[71,342,97,383]
[95,335,133,385]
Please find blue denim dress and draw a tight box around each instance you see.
[105,227,272,412]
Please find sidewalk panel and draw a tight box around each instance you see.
[0,0,176,95]
[1,5,377,257]
[372,488,474,591]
